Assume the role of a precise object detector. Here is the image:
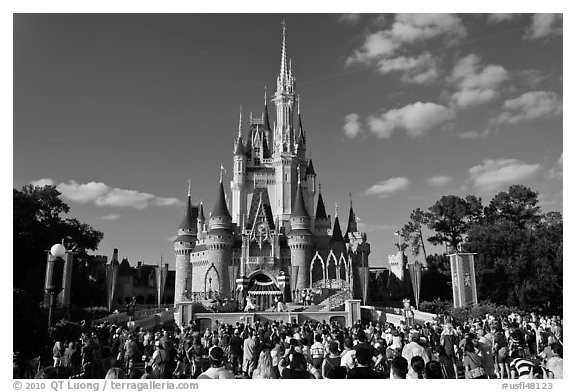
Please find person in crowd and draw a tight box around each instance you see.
[310,333,326,369]
[347,346,379,379]
[278,350,321,379]
[241,329,258,378]
[544,343,562,379]
[197,346,235,379]
[425,360,444,379]
[322,341,342,379]
[105,367,126,379]
[390,356,409,379]
[401,332,429,365]
[252,349,278,379]
[53,341,63,368]
[463,341,487,379]
[476,328,496,378]
[148,341,166,378]
[408,356,425,379]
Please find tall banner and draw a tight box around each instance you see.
[358,266,370,305]
[449,253,478,308]
[228,265,238,300]
[290,265,299,302]
[408,261,422,310]
[156,264,168,308]
[105,263,119,312]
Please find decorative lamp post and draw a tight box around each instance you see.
[46,243,66,329]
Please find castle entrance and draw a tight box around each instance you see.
[247,272,281,311]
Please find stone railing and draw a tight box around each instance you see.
[325,290,352,311]
[311,279,349,290]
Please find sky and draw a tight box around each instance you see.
[13,13,563,269]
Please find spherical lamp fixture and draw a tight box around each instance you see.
[50,243,66,258]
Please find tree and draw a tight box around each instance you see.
[13,185,104,302]
[464,185,562,313]
[401,208,429,260]
[426,195,483,251]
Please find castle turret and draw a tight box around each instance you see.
[344,196,370,299]
[232,107,247,225]
[206,178,234,299]
[197,201,206,240]
[173,183,198,306]
[305,158,316,219]
[288,181,314,291]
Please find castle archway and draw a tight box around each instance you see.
[246,272,281,311]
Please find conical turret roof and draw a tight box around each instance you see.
[263,104,271,131]
[234,136,245,155]
[330,215,345,244]
[179,194,198,230]
[306,159,316,177]
[198,202,205,222]
[315,191,328,220]
[291,182,309,218]
[345,199,358,239]
[211,181,232,219]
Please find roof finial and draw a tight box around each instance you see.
[238,105,243,137]
[335,201,339,217]
[220,163,226,183]
[297,165,301,184]
[280,19,287,81]
[349,192,353,207]
[297,94,301,114]
[188,178,191,197]
[264,86,267,106]
[318,181,322,193]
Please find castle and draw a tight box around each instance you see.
[173,23,371,312]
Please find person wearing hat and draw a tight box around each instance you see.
[197,346,235,379]
[401,331,429,365]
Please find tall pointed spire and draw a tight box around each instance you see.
[280,19,288,83]
[263,87,271,131]
[238,105,243,137]
[331,209,345,244]
[291,182,309,218]
[345,193,358,239]
[315,185,328,220]
[179,183,197,230]
[211,180,232,219]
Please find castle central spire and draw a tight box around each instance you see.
[280,19,288,84]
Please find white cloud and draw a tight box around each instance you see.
[346,14,465,83]
[549,153,563,178]
[450,54,509,107]
[377,53,440,84]
[427,175,452,186]
[100,213,121,220]
[55,180,182,209]
[338,14,361,25]
[495,91,562,125]
[368,102,455,138]
[154,197,183,207]
[469,158,541,192]
[343,113,363,138]
[58,181,110,204]
[365,177,411,198]
[458,129,491,140]
[390,14,466,45]
[524,14,562,40]
[31,178,55,187]
[487,14,519,24]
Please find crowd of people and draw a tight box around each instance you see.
[15,310,563,380]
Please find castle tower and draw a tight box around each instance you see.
[345,197,371,299]
[272,21,299,227]
[305,158,317,220]
[231,107,247,225]
[205,178,234,299]
[173,182,198,306]
[287,180,314,291]
[197,201,206,240]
